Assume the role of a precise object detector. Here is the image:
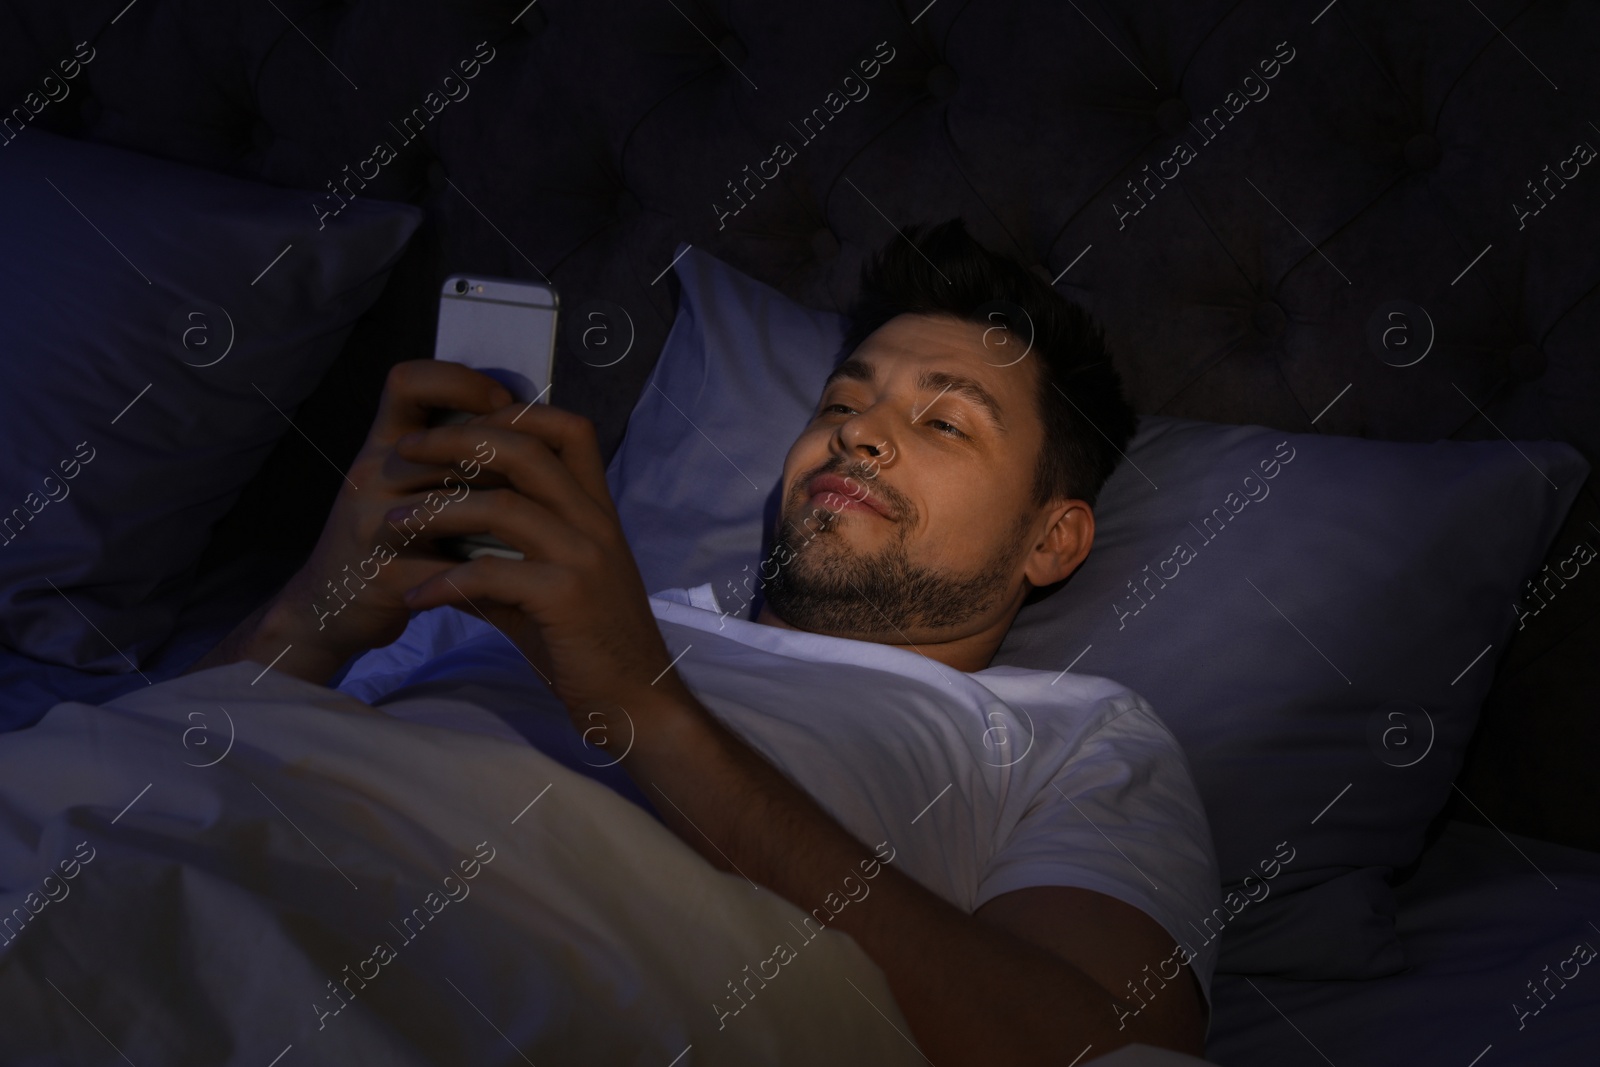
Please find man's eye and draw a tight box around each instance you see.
[821,403,856,416]
[925,418,965,439]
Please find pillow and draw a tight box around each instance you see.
[606,247,844,595]
[0,130,421,671]
[998,420,1583,978]
[605,243,1588,979]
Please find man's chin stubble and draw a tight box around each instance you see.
[759,513,1018,638]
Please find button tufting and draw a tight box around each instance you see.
[1404,133,1441,172]
[1156,98,1191,135]
[1031,263,1054,284]
[925,64,958,100]
[1251,300,1287,339]
[615,187,638,217]
[716,33,747,66]
[810,227,840,259]
[1508,341,1546,382]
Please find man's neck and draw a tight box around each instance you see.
[752,601,1012,673]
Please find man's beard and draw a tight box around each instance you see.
[759,471,1032,638]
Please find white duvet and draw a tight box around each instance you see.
[0,661,922,1066]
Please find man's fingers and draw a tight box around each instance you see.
[396,425,607,533]
[403,554,569,624]
[376,449,507,494]
[477,403,613,515]
[384,488,586,563]
[371,359,514,443]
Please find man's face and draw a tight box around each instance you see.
[761,312,1048,643]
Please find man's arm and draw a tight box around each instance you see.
[617,680,1202,1064]
[976,885,1208,1056]
[182,588,358,685]
[183,359,520,686]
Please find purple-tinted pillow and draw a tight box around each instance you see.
[605,244,1587,978]
[0,130,420,671]
[997,418,1584,977]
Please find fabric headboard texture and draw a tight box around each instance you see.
[2,0,1595,848]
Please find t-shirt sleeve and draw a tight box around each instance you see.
[973,695,1223,1029]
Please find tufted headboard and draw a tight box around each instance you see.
[3,0,1597,849]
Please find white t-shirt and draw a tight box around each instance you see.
[338,584,1223,1033]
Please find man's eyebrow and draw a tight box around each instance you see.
[822,356,875,390]
[821,357,1007,433]
[914,368,1007,433]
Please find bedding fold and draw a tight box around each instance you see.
[0,662,922,1066]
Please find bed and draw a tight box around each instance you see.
[2,1,1597,1063]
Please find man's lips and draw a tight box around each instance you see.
[805,473,891,518]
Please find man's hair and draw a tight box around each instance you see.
[841,219,1138,510]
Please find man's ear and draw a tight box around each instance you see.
[1022,499,1094,588]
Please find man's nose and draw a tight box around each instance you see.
[837,414,895,468]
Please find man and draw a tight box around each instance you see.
[191,220,1220,1064]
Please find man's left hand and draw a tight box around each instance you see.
[389,402,687,728]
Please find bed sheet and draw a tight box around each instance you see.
[1205,819,1600,1065]
[0,660,923,1065]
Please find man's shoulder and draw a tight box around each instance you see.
[973,666,1166,746]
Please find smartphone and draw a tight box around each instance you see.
[430,274,559,562]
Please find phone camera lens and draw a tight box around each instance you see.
[454,279,469,294]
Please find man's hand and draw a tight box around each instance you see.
[389,401,685,723]
[186,360,517,684]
